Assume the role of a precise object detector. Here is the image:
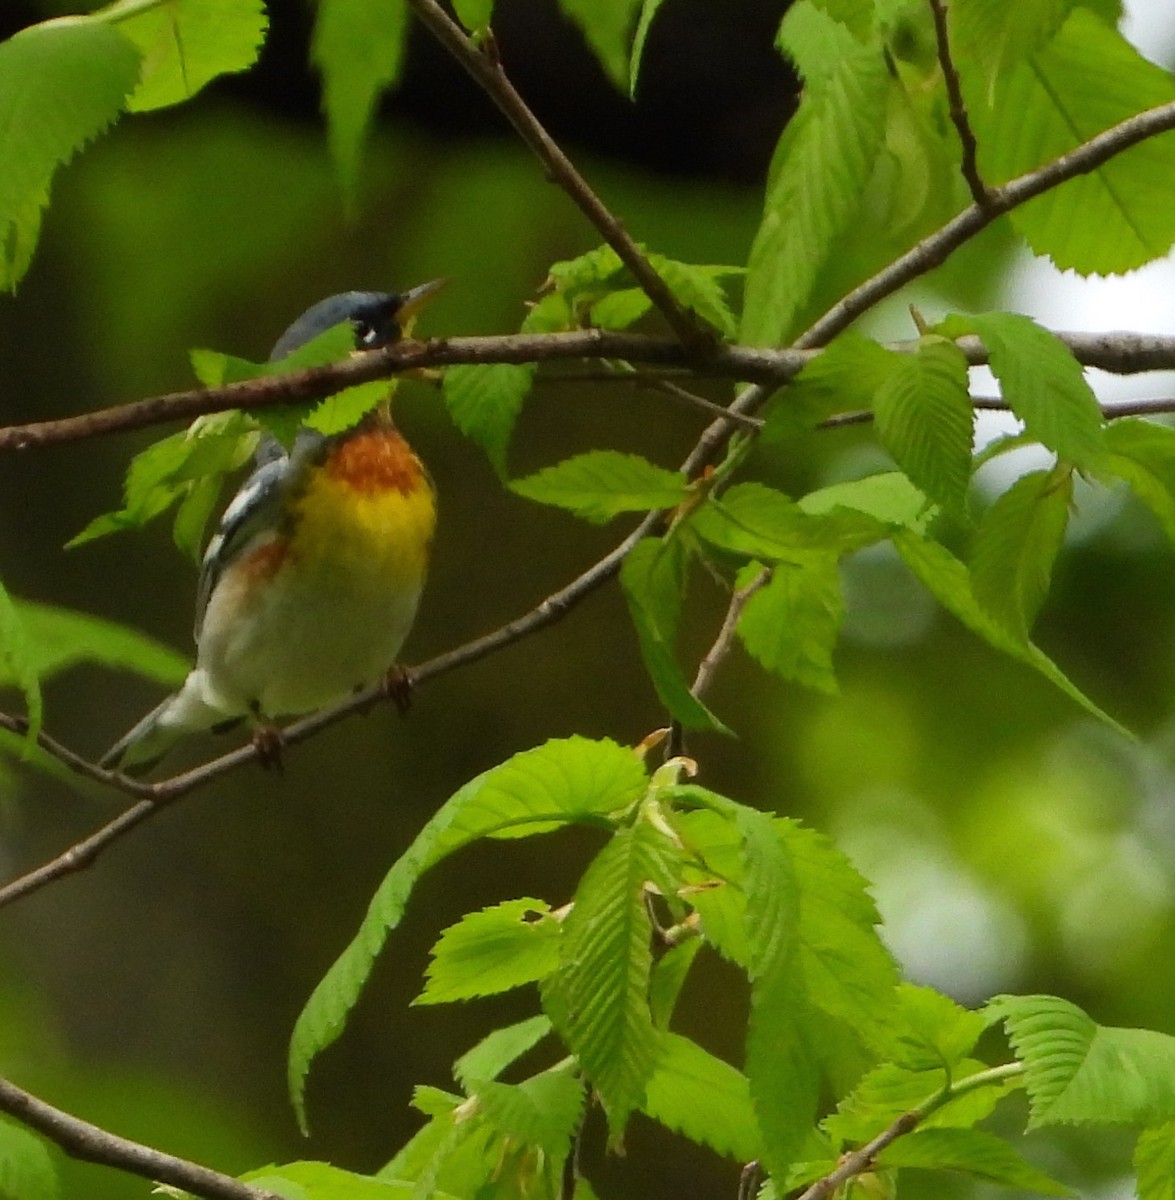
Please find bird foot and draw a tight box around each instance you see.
[381,665,415,716]
[251,724,285,773]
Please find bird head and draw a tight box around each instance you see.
[268,278,449,361]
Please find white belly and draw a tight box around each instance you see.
[196,524,428,718]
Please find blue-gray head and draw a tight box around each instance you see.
[268,279,448,361]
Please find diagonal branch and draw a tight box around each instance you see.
[0,1074,278,1200]
[690,567,771,701]
[794,1062,1024,1200]
[402,0,711,354]
[0,513,662,910]
[796,98,1175,349]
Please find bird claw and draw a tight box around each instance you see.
[381,665,415,716]
[251,724,285,773]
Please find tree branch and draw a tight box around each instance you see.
[797,98,1175,349]
[927,0,989,208]
[6,365,1175,908]
[5,328,1175,453]
[401,0,711,354]
[0,1074,278,1200]
[0,332,799,452]
[0,513,662,910]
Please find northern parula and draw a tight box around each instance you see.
[101,281,444,775]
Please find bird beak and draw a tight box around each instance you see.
[396,277,449,327]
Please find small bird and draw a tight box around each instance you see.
[101,281,445,776]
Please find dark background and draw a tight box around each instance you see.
[3,3,1175,1199]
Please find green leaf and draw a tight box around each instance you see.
[416,898,561,1005]
[541,819,681,1134]
[620,538,729,734]
[547,245,625,292]
[775,0,862,85]
[381,1098,496,1198]
[472,1070,585,1159]
[823,1058,1011,1147]
[0,580,42,745]
[692,482,890,562]
[0,19,139,291]
[511,452,688,524]
[888,983,987,1071]
[629,0,669,96]
[1104,419,1175,542]
[763,333,899,437]
[742,25,889,346]
[800,471,933,532]
[876,1127,1073,1194]
[970,469,1071,639]
[808,0,873,39]
[648,939,701,1029]
[939,312,1106,469]
[871,340,973,513]
[949,0,1066,89]
[289,737,647,1130]
[643,1032,762,1163]
[7,600,189,688]
[443,363,535,477]
[589,288,652,330]
[451,0,494,32]
[100,0,267,112]
[243,1160,441,1199]
[737,807,819,1179]
[968,8,1175,273]
[646,254,741,339]
[779,821,899,1049]
[892,531,1130,737]
[673,798,898,1054]
[453,1016,553,1090]
[69,412,257,550]
[736,559,844,695]
[989,994,1175,1127]
[555,0,642,89]
[1136,1121,1175,1200]
[311,0,409,204]
[0,1115,58,1200]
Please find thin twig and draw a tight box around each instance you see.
[644,378,764,430]
[691,568,772,701]
[795,1111,923,1200]
[927,0,989,207]
[737,1160,763,1200]
[402,1,711,355]
[0,1074,278,1200]
[797,98,1175,349]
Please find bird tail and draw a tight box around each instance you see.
[101,672,242,777]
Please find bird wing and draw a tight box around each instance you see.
[194,454,291,641]
[194,429,331,641]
